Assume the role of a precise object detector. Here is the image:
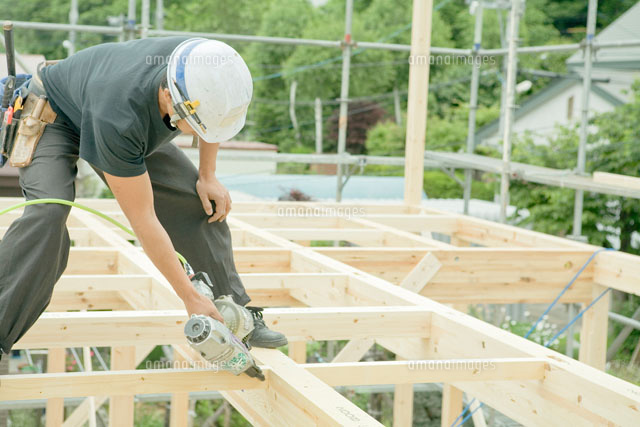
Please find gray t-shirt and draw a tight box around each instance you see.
[41,36,190,177]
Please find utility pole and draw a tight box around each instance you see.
[571,0,598,241]
[463,1,484,215]
[335,0,354,202]
[499,0,522,223]
[403,0,434,206]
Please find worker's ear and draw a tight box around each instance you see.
[162,87,172,102]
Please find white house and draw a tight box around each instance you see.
[475,1,640,146]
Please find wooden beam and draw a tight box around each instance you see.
[332,338,375,363]
[252,348,382,426]
[404,0,433,205]
[45,348,66,427]
[400,251,442,294]
[288,341,307,363]
[349,216,452,248]
[18,306,431,349]
[61,346,156,427]
[66,248,119,274]
[393,356,414,427]
[593,171,640,190]
[593,250,640,296]
[0,368,267,400]
[579,283,611,370]
[441,384,463,427]
[109,346,135,427]
[354,214,457,234]
[169,351,189,427]
[303,358,547,385]
[315,247,595,302]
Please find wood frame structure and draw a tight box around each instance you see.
[1,197,640,426]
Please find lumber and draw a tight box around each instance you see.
[578,283,611,370]
[393,356,414,427]
[45,348,66,427]
[109,346,136,427]
[17,306,431,348]
[441,384,463,427]
[404,0,433,205]
[3,198,637,426]
[303,358,547,385]
[0,368,268,400]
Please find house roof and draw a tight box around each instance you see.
[474,76,625,141]
[567,2,640,68]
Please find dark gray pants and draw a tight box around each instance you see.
[0,114,250,354]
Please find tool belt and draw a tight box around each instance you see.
[1,61,58,168]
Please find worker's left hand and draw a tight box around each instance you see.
[196,176,232,223]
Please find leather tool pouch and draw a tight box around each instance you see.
[9,95,57,167]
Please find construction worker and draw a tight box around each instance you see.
[0,37,287,360]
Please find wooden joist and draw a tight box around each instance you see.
[16,306,432,349]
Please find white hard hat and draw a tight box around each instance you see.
[167,38,253,143]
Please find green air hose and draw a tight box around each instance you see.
[0,198,189,267]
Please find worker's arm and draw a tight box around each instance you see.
[196,139,232,223]
[104,171,224,323]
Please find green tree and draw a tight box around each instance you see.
[510,82,640,254]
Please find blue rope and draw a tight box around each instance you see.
[450,247,614,427]
[449,398,476,427]
[524,247,614,340]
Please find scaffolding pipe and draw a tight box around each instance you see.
[5,20,122,35]
[150,28,342,48]
[5,20,640,56]
[499,0,522,223]
[156,0,164,31]
[127,0,136,40]
[141,0,150,39]
[67,0,78,56]
[335,0,354,202]
[609,311,640,331]
[463,2,484,215]
[572,0,597,240]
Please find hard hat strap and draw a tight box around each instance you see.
[171,79,207,132]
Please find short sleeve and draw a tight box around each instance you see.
[79,113,147,177]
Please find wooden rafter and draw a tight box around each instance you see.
[0,197,638,426]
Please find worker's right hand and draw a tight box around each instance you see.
[184,292,225,324]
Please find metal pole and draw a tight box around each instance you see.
[463,2,484,215]
[127,0,136,40]
[6,20,640,56]
[571,0,597,241]
[289,81,301,145]
[497,9,508,143]
[335,0,354,202]
[68,0,78,56]
[393,87,402,125]
[315,97,323,153]
[141,0,150,39]
[499,0,522,223]
[156,0,164,30]
[566,303,575,357]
